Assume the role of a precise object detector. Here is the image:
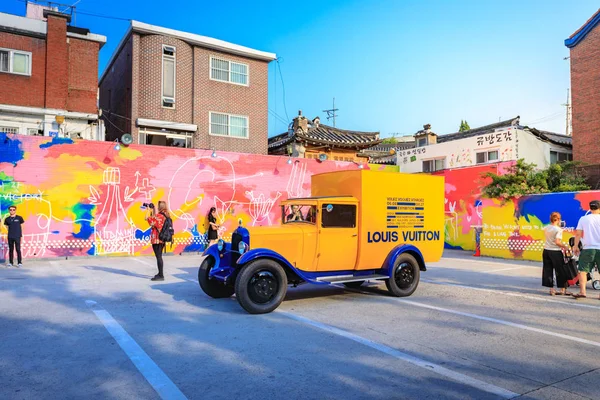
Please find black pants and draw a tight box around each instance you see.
[8,238,22,265]
[542,249,568,288]
[152,243,165,277]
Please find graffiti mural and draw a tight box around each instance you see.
[432,161,514,251]
[481,191,600,261]
[0,134,396,260]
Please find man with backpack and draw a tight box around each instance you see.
[144,201,174,281]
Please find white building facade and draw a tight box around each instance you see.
[397,117,572,173]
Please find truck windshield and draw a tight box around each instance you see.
[282,204,317,224]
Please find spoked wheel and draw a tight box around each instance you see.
[198,257,235,298]
[235,259,287,314]
[593,280,600,291]
[385,253,420,297]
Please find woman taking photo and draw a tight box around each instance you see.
[542,212,571,295]
[145,201,170,281]
[207,207,220,246]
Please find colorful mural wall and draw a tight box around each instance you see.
[0,133,395,260]
[481,191,600,262]
[434,162,514,251]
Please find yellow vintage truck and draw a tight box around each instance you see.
[199,169,444,314]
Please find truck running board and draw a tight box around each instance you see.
[316,274,389,284]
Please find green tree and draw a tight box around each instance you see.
[459,120,471,132]
[381,133,398,144]
[481,159,590,201]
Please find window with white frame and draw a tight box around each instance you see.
[476,150,499,164]
[550,151,572,164]
[162,45,176,107]
[210,57,248,85]
[210,112,249,138]
[0,126,19,134]
[0,48,32,76]
[422,158,445,173]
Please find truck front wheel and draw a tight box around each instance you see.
[198,257,235,298]
[235,259,288,314]
[385,253,420,297]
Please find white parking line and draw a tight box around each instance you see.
[481,266,528,274]
[396,299,600,348]
[422,279,600,310]
[279,311,519,399]
[85,300,188,400]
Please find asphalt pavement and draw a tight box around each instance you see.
[1,250,599,400]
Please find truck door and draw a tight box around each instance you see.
[316,203,358,271]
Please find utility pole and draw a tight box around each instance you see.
[563,88,572,136]
[323,98,339,127]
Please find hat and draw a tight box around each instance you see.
[590,200,600,210]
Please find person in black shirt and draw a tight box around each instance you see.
[4,206,25,268]
[207,207,220,246]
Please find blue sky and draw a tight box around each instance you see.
[2,0,598,138]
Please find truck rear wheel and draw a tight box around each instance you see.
[385,253,420,297]
[235,259,288,314]
[198,257,235,298]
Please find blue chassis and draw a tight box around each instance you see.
[203,227,426,286]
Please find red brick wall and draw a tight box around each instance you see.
[0,15,100,115]
[67,38,100,114]
[570,23,600,164]
[45,15,69,110]
[193,48,269,155]
[102,32,270,153]
[99,36,134,142]
[0,32,46,108]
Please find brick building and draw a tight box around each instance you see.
[268,111,381,163]
[565,9,600,165]
[99,21,276,154]
[0,9,106,140]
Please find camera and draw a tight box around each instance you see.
[142,202,155,209]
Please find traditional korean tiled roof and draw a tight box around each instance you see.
[360,140,416,165]
[268,123,381,150]
[527,128,572,146]
[437,116,521,143]
[565,9,600,48]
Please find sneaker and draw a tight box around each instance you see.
[17,263,22,268]
[150,275,164,281]
[6,263,12,268]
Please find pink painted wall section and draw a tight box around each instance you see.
[0,134,395,259]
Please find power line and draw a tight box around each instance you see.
[100,113,127,134]
[276,58,290,122]
[16,0,130,21]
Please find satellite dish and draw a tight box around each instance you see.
[121,133,133,145]
[318,153,328,162]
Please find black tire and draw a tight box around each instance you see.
[198,257,235,298]
[385,253,420,297]
[593,280,600,291]
[343,281,365,288]
[235,259,287,314]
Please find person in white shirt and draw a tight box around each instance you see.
[573,200,600,299]
[542,212,570,295]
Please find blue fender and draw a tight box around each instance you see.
[382,244,426,275]
[237,248,317,283]
[202,242,237,283]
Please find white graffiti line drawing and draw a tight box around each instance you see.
[123,186,136,202]
[444,211,458,241]
[448,201,457,214]
[475,202,483,219]
[88,185,101,205]
[216,172,264,184]
[92,167,137,255]
[0,192,51,258]
[137,178,156,200]
[286,161,307,198]
[466,215,472,222]
[244,191,282,226]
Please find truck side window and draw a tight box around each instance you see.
[321,204,356,228]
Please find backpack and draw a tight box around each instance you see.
[158,212,175,248]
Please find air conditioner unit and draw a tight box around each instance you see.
[162,98,175,108]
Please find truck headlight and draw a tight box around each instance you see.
[217,239,224,252]
[238,241,248,254]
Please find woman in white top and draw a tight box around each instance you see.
[542,212,570,295]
